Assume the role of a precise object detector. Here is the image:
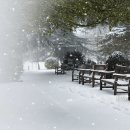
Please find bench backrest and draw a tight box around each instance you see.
[115,64,129,74]
[79,64,92,69]
[93,64,107,70]
[92,64,108,76]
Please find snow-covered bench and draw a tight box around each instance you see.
[100,65,130,95]
[55,66,65,75]
[82,64,107,87]
[81,69,92,85]
[72,68,80,82]
[72,64,92,83]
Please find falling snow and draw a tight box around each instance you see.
[0,1,130,130]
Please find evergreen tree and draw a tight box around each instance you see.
[63,51,85,69]
[37,0,130,32]
[99,26,130,57]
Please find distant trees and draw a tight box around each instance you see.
[99,26,130,58]
[2,0,130,81]
[36,0,130,33]
[25,29,99,62]
[46,29,91,60]
[26,0,130,62]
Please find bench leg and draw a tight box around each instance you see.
[114,83,117,95]
[82,77,84,85]
[79,74,82,84]
[89,78,91,83]
[78,75,80,84]
[72,75,74,82]
[92,79,95,87]
[100,80,102,90]
[128,85,130,100]
[62,69,65,74]
[55,68,57,74]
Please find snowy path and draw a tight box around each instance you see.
[0,70,130,130]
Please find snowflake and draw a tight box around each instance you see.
[37,40,40,44]
[114,118,118,121]
[47,52,51,56]
[91,122,95,126]
[11,8,15,12]
[58,47,61,50]
[53,126,57,129]
[49,81,52,84]
[22,29,25,32]
[66,98,73,102]
[3,53,7,56]
[70,54,72,57]
[32,102,35,105]
[19,117,23,121]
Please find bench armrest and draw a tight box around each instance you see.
[113,73,126,78]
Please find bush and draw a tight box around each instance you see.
[106,51,129,71]
[63,51,85,69]
[45,57,59,69]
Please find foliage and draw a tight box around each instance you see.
[99,26,130,56]
[106,51,129,71]
[45,57,59,69]
[50,29,91,60]
[41,0,130,32]
[86,59,96,66]
[63,51,85,69]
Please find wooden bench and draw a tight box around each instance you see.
[82,64,107,87]
[72,68,80,81]
[55,66,65,75]
[72,64,92,82]
[100,64,130,95]
[127,74,130,100]
[80,69,91,85]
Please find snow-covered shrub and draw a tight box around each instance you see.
[106,51,129,71]
[45,57,59,69]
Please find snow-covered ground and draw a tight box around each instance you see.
[0,69,130,130]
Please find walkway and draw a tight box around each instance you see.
[0,70,130,130]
